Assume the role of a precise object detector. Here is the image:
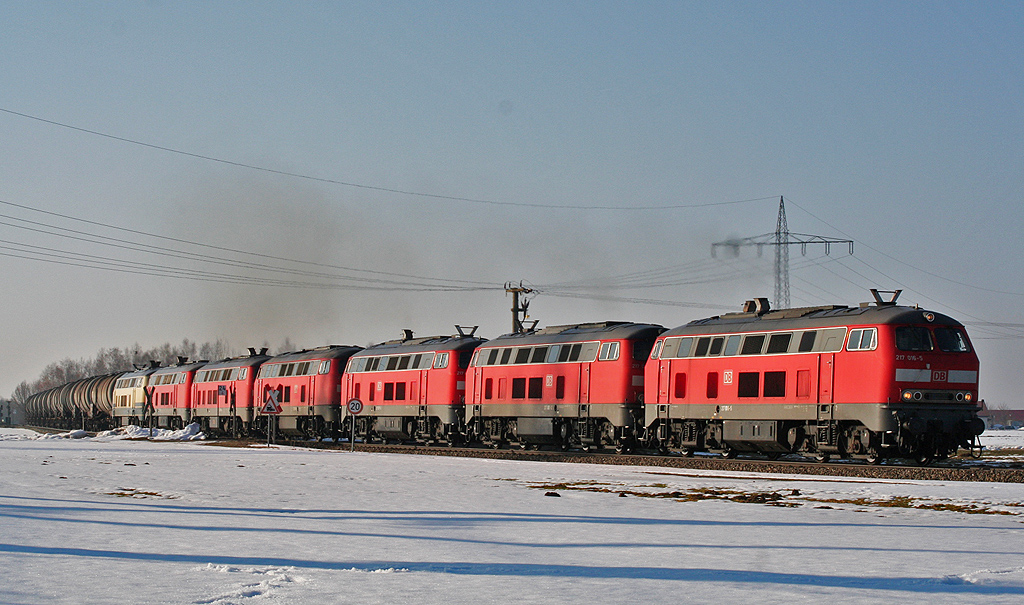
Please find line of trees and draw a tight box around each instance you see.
[8,338,236,406]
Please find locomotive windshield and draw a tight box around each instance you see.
[935,327,971,352]
[895,325,971,353]
[895,326,932,351]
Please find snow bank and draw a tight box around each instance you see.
[0,423,205,441]
[95,423,205,441]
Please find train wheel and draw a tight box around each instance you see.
[814,452,831,463]
[865,449,881,465]
[724,448,738,459]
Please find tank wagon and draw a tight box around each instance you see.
[341,328,485,445]
[467,321,664,452]
[646,294,983,464]
[25,372,123,431]
[253,345,362,439]
[191,348,271,437]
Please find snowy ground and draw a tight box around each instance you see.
[2,428,1024,604]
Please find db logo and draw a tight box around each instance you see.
[932,370,947,382]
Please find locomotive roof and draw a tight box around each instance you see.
[118,365,164,379]
[264,345,362,362]
[353,334,486,357]
[482,321,665,347]
[199,354,272,370]
[663,303,964,337]
[151,361,208,375]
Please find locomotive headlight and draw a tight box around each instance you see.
[913,391,923,401]
[964,392,973,402]
[902,390,914,401]
[955,392,965,402]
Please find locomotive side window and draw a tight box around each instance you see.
[515,348,531,364]
[798,331,817,352]
[528,377,543,399]
[500,348,513,365]
[532,347,548,363]
[598,342,620,361]
[896,326,933,351]
[767,333,792,354]
[555,376,565,399]
[694,337,711,357]
[724,335,741,356]
[512,378,526,399]
[546,346,561,363]
[737,372,760,397]
[395,382,406,400]
[763,371,786,397]
[434,352,450,369]
[935,328,971,352]
[847,328,877,351]
[670,337,692,358]
[488,349,500,365]
[709,337,724,356]
[650,340,663,360]
[741,334,766,355]
[706,372,719,399]
[673,373,686,398]
[398,356,411,370]
[485,378,493,399]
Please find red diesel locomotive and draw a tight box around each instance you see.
[191,348,272,437]
[146,359,206,430]
[253,345,362,439]
[466,321,664,451]
[340,327,485,444]
[645,293,983,463]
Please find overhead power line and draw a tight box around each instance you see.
[0,107,774,212]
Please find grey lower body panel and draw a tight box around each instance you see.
[471,402,639,428]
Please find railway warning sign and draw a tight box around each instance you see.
[262,389,282,415]
[347,398,364,415]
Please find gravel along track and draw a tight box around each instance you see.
[261,440,1024,484]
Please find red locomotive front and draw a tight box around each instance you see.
[646,296,982,463]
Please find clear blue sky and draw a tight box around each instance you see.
[2,1,1022,405]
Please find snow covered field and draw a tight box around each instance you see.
[2,428,1024,604]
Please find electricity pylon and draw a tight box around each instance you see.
[712,196,853,309]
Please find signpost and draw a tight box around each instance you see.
[346,398,363,452]
[262,389,282,447]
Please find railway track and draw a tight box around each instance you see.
[268,439,1024,484]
